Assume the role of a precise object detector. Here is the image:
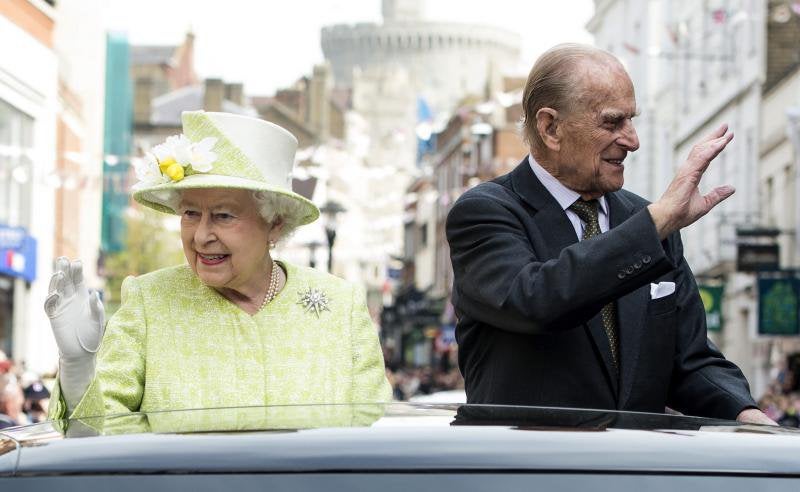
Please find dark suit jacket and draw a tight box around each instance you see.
[445,159,756,420]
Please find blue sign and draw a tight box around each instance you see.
[0,224,37,282]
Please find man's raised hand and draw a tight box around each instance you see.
[648,124,736,239]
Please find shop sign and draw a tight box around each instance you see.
[758,276,800,336]
[698,285,723,332]
[737,244,780,272]
[0,224,36,282]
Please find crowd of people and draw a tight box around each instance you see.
[385,367,464,401]
[0,351,51,429]
[758,364,800,428]
[759,390,800,427]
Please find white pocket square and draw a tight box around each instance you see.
[650,282,676,300]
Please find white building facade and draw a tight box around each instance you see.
[0,0,107,373]
[0,0,58,371]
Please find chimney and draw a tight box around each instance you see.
[133,78,153,125]
[203,78,224,111]
[224,82,244,106]
[308,64,331,141]
[170,31,198,89]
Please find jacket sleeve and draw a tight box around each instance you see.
[666,237,757,419]
[349,284,392,406]
[446,193,672,334]
[49,275,147,420]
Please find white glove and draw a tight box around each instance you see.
[44,257,105,412]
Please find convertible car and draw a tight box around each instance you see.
[1,403,799,491]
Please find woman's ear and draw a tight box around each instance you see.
[268,217,285,242]
[535,107,562,151]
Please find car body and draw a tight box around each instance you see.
[1,403,799,491]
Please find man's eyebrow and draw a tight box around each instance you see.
[601,108,640,120]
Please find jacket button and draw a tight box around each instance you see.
[617,272,626,279]
[634,261,642,269]
[642,255,651,264]
[625,266,634,274]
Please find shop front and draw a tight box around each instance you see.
[0,224,36,358]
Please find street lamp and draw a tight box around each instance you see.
[305,240,323,269]
[320,200,346,273]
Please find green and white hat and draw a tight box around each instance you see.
[132,110,319,225]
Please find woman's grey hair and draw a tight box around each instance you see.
[161,189,307,242]
[520,43,621,152]
[249,190,306,241]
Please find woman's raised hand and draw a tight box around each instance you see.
[44,257,105,359]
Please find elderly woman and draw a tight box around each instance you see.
[45,111,391,419]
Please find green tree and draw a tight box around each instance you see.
[103,207,185,315]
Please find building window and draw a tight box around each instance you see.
[418,223,428,248]
[0,99,34,227]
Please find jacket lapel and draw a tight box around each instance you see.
[606,192,649,409]
[509,159,578,258]
[510,159,620,397]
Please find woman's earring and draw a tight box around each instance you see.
[269,240,277,250]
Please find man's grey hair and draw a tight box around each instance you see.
[520,43,623,152]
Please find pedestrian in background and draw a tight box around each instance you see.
[0,374,27,429]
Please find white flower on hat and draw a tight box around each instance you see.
[146,134,219,182]
[132,154,169,190]
[186,137,218,172]
[152,135,191,164]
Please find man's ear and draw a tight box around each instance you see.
[535,107,561,151]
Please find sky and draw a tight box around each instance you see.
[103,0,594,96]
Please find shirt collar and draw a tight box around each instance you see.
[527,154,608,216]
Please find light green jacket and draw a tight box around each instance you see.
[50,261,392,420]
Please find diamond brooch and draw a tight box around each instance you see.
[297,287,331,318]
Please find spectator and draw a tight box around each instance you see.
[23,380,51,423]
[0,374,28,429]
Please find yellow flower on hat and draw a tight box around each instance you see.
[145,134,218,183]
[163,162,184,181]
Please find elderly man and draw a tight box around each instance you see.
[446,44,772,424]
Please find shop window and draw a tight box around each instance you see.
[0,99,34,227]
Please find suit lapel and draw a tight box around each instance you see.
[606,192,649,409]
[510,159,620,397]
[509,160,578,258]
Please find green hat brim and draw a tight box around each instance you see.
[132,173,320,225]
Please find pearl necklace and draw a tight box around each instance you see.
[258,260,280,312]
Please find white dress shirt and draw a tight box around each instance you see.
[528,155,610,240]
